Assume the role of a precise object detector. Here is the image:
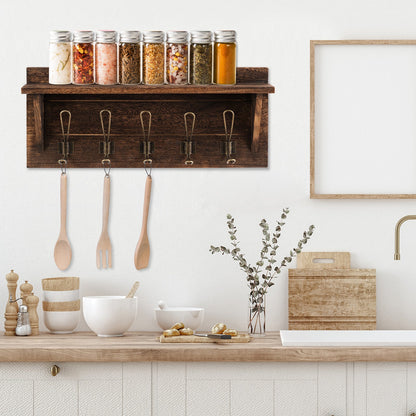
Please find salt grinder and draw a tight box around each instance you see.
[15,304,31,336]
[4,270,19,336]
[20,280,33,306]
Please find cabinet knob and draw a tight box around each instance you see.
[50,365,60,377]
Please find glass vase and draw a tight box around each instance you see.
[248,296,266,336]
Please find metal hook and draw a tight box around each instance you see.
[102,159,111,177]
[223,110,236,165]
[100,109,112,158]
[140,111,153,165]
[59,110,72,162]
[58,159,67,175]
[144,159,152,176]
[183,112,196,165]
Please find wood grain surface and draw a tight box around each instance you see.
[1,331,416,362]
[289,252,376,330]
[159,334,251,343]
[23,67,273,168]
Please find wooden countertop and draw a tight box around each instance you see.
[1,332,416,362]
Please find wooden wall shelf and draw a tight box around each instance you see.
[22,67,274,168]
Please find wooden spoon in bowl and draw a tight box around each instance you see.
[126,281,140,298]
[134,175,152,270]
[54,173,72,270]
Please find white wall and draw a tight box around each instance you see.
[1,0,416,332]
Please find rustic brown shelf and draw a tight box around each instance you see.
[22,67,274,168]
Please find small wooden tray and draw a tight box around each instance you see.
[159,334,252,343]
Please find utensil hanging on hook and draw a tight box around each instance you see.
[96,109,113,269]
[54,110,72,271]
[134,111,153,270]
[183,112,196,165]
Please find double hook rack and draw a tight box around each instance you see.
[58,109,238,168]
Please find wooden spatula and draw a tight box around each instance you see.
[134,175,152,270]
[54,173,72,270]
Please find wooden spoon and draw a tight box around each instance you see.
[126,281,140,298]
[54,173,72,270]
[134,175,152,270]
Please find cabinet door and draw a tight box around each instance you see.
[318,363,348,416]
[0,362,124,416]
[366,363,407,416]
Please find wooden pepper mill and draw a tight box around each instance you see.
[4,270,19,336]
[26,293,39,336]
[20,280,33,306]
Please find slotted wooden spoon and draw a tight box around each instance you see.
[134,175,152,270]
[54,173,72,270]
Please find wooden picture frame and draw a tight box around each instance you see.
[310,40,416,199]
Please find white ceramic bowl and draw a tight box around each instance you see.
[154,307,204,330]
[83,296,138,337]
[43,289,79,302]
[44,310,80,334]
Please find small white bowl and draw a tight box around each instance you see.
[155,307,204,330]
[43,289,79,302]
[44,310,80,334]
[83,296,137,337]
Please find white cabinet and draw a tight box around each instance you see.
[2,361,416,415]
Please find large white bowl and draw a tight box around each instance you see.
[155,307,204,330]
[83,296,137,337]
[44,310,80,334]
[43,289,79,302]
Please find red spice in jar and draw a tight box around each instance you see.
[73,42,94,84]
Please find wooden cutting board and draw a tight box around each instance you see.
[160,334,251,343]
[288,252,376,330]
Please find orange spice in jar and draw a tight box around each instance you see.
[143,31,165,85]
[214,30,237,85]
[95,31,118,85]
[72,31,95,85]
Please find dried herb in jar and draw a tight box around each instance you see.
[73,43,94,84]
[143,43,165,85]
[190,43,212,85]
[119,43,141,84]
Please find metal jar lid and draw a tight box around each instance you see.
[73,30,95,43]
[190,31,212,44]
[166,31,188,44]
[214,30,237,43]
[50,30,72,43]
[143,31,165,43]
[19,305,28,313]
[119,31,141,43]
[96,30,117,43]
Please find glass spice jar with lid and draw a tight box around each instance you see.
[143,31,165,85]
[119,31,141,84]
[214,30,237,85]
[72,31,95,85]
[95,30,118,85]
[166,31,188,85]
[49,31,72,85]
[190,31,212,85]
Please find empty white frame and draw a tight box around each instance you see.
[311,40,416,199]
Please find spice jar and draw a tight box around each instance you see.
[166,31,188,85]
[190,31,212,85]
[119,31,141,84]
[49,31,72,85]
[214,30,237,85]
[143,31,165,85]
[95,30,118,85]
[72,31,95,85]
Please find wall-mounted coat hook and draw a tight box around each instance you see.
[99,109,114,159]
[139,110,154,167]
[99,109,112,176]
[58,110,73,172]
[222,110,236,165]
[182,112,196,165]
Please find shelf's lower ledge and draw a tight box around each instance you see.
[1,331,416,362]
